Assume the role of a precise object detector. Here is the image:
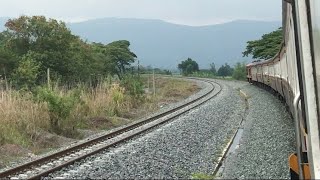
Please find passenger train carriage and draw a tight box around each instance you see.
[246,0,320,179]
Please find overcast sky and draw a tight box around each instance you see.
[0,0,281,26]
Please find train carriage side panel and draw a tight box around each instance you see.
[257,65,263,83]
[281,52,290,104]
[251,65,258,82]
[288,16,299,96]
[286,45,294,112]
[274,58,284,96]
[256,65,260,82]
[262,64,269,85]
[269,62,277,91]
[286,9,300,115]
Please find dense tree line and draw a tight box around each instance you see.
[217,63,233,77]
[139,66,172,75]
[0,16,137,89]
[178,58,246,80]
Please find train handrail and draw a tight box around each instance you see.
[293,92,303,179]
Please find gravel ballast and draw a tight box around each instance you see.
[222,83,296,179]
[49,80,247,179]
[48,80,295,179]
[0,78,208,173]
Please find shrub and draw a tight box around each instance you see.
[0,89,50,146]
[35,87,81,134]
[107,83,126,116]
[232,62,247,80]
[11,54,41,90]
[120,75,144,99]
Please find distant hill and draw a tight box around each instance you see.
[0,17,281,69]
[68,18,280,69]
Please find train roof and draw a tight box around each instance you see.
[246,42,285,67]
[246,2,287,69]
[246,58,273,67]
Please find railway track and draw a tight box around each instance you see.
[0,78,221,180]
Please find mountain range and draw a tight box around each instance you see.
[0,17,280,69]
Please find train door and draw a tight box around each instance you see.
[246,66,252,82]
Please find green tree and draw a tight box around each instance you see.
[178,58,199,76]
[0,47,18,79]
[68,40,106,83]
[0,15,138,87]
[2,16,83,81]
[36,87,81,134]
[243,27,283,59]
[120,75,144,99]
[232,62,247,80]
[11,53,41,90]
[217,63,233,77]
[209,62,217,75]
[100,40,137,80]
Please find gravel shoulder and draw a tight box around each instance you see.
[49,80,248,179]
[221,83,296,179]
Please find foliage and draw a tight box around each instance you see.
[178,58,199,76]
[191,173,214,179]
[232,62,247,80]
[0,47,18,78]
[0,16,137,86]
[3,16,80,81]
[243,27,283,59]
[163,70,172,75]
[209,62,217,75]
[100,40,137,80]
[11,53,41,90]
[106,84,126,116]
[192,69,216,78]
[139,66,172,75]
[217,63,233,77]
[35,87,81,134]
[120,75,144,99]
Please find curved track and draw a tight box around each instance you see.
[0,78,221,180]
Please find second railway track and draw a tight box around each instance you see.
[0,78,221,180]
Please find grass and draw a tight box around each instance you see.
[132,76,200,119]
[191,173,215,179]
[0,76,199,166]
[155,77,200,99]
[189,73,247,82]
[0,90,50,146]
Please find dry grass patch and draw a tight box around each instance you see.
[0,77,200,168]
[0,90,50,147]
[129,77,201,119]
[158,78,200,100]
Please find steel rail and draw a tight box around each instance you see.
[0,78,221,179]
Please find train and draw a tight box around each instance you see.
[246,0,319,179]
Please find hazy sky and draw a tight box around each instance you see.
[0,0,281,26]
